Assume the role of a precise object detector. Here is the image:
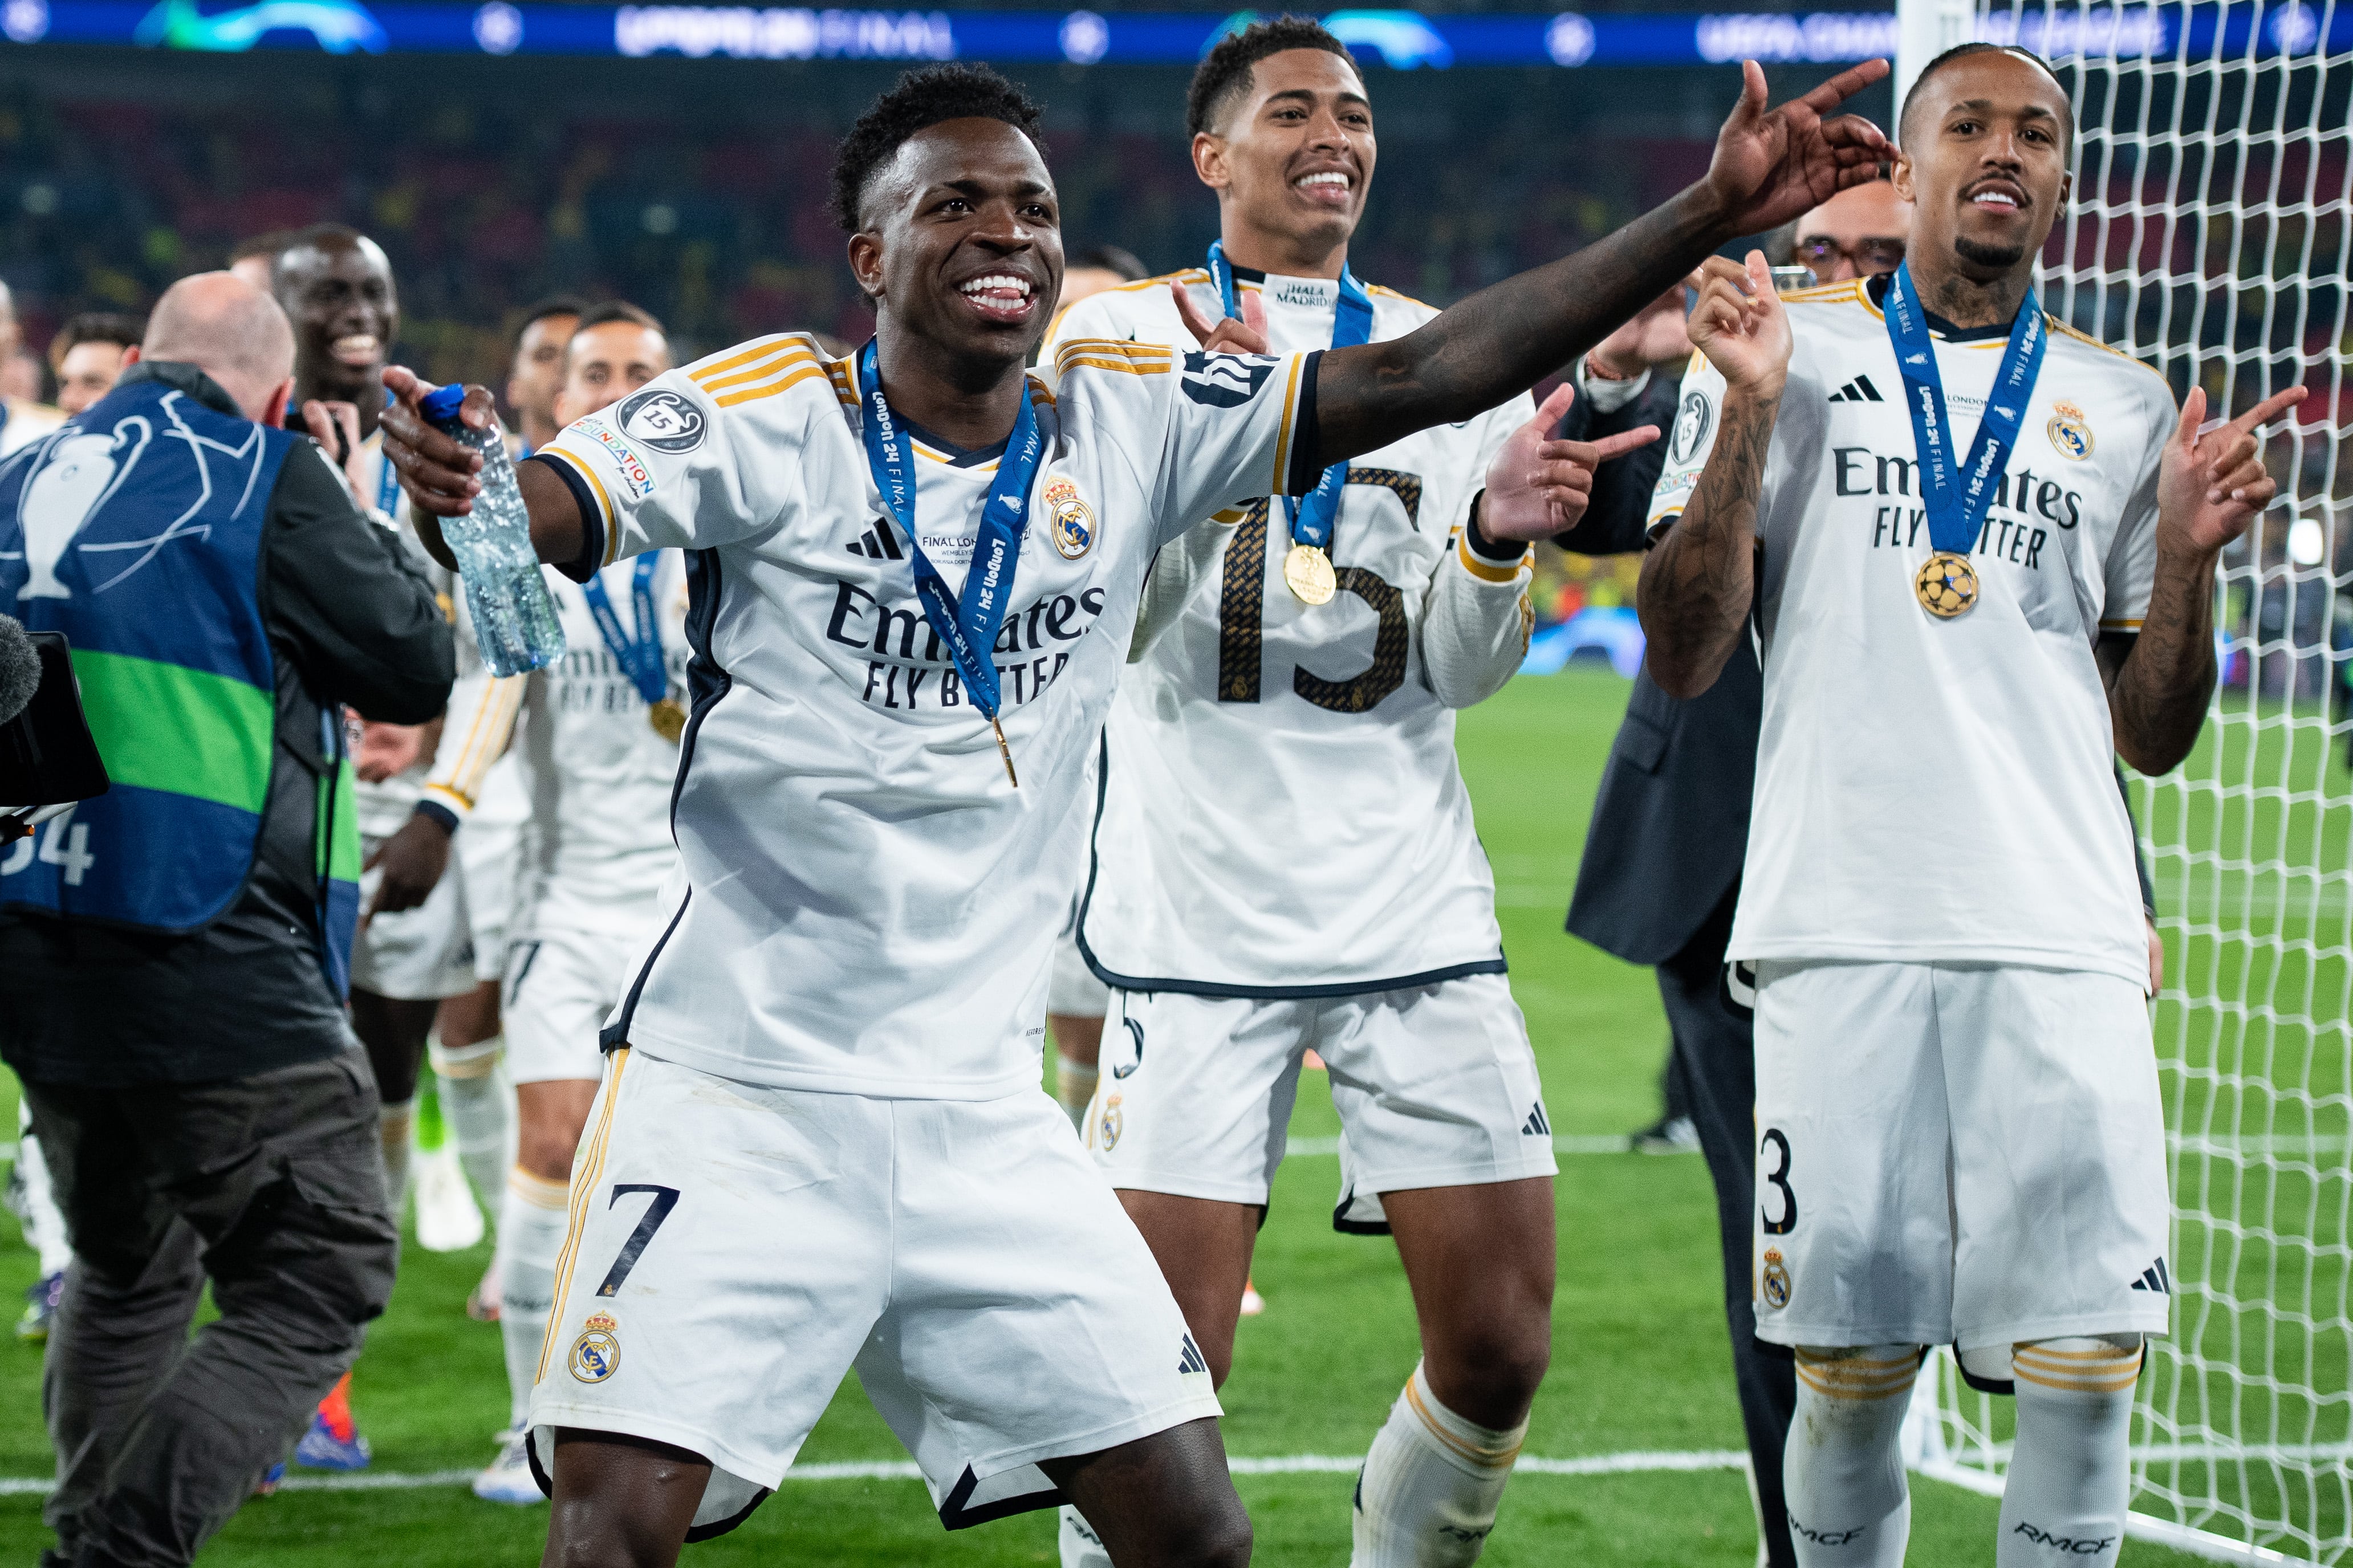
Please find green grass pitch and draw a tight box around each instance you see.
[0,668,2225,1565]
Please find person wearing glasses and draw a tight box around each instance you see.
[1788,174,1911,282]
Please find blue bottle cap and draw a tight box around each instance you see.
[418,383,467,424]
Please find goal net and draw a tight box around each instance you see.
[1895,2,2353,1562]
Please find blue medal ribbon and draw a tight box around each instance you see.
[579,553,669,708]
[1882,262,2047,557]
[855,339,1043,785]
[1207,239,1372,553]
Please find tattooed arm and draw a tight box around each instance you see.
[2099,382,2306,775]
[1636,254,1788,700]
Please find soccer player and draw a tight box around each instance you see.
[0,280,64,457]
[380,59,1889,1562]
[1636,43,2304,1566]
[47,313,144,417]
[505,296,586,454]
[462,302,684,1505]
[1039,21,1653,1565]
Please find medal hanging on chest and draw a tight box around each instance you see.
[1881,263,2047,620]
[1207,239,1371,606]
[580,553,682,743]
[855,340,1042,787]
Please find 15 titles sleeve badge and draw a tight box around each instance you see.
[570,1311,622,1383]
[2046,398,2094,461]
[1044,476,1094,560]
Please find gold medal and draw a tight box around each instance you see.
[647,695,686,743]
[1914,551,1980,619]
[1283,543,1336,605]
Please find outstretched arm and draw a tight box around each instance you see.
[375,366,586,572]
[1311,60,1885,464]
[2100,382,2307,774]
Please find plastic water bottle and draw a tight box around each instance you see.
[418,384,566,677]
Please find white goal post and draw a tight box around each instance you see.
[1890,2,2353,1562]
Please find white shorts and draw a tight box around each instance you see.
[502,920,649,1085]
[1088,973,1557,1230]
[1049,930,1108,1019]
[526,1048,1221,1537]
[1750,960,2173,1354]
[350,836,475,1001]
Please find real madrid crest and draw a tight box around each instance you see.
[1759,1248,1791,1311]
[2046,398,2094,461]
[1044,476,1095,561]
[1098,1092,1124,1153]
[570,1311,622,1383]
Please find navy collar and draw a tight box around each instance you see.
[117,360,244,418]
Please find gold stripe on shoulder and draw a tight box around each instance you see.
[825,357,856,408]
[699,345,819,395]
[689,333,815,385]
[1368,283,1436,311]
[1027,375,1056,407]
[713,362,831,408]
[1781,278,1868,304]
[2046,319,2171,388]
[1054,337,1174,359]
[1114,268,1209,294]
[1058,356,1171,377]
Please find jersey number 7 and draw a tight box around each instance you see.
[596,1183,680,1297]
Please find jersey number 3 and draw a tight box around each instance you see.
[1216,470,1423,715]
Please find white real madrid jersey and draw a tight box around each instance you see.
[1043,268,1529,996]
[509,550,690,931]
[538,332,1319,1098]
[1648,276,2171,985]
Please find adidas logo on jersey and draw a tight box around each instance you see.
[845,516,905,561]
[1521,1103,1551,1137]
[1177,1333,1209,1376]
[2129,1257,2173,1294]
[1827,374,1885,404]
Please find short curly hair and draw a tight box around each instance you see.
[830,63,1047,234]
[1186,17,1359,137]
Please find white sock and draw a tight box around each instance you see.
[429,1034,514,1213]
[498,1166,572,1430]
[13,1107,72,1278]
[1996,1338,2141,1567]
[379,1099,415,1213]
[1058,1503,1113,1568]
[1055,1053,1099,1135]
[1350,1360,1526,1567]
[1784,1346,1920,1566]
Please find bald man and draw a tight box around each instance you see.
[0,272,452,1568]
[1790,176,1912,283]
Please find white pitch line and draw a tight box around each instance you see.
[0,1452,1753,1497]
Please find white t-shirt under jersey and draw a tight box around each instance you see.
[1044,267,1531,994]
[538,332,1317,1098]
[509,551,690,934]
[1648,275,2172,986]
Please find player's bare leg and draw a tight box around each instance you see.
[1051,1012,1105,1133]
[542,1430,708,1568]
[1113,1192,1259,1385]
[1041,1418,1252,1568]
[1353,1178,1555,1566]
[350,989,438,1211]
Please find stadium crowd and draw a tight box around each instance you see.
[0,21,2323,1568]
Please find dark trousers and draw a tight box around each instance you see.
[19,1042,399,1568]
[1656,890,1798,1568]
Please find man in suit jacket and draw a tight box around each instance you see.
[1548,288,1799,1566]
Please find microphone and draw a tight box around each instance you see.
[0,615,36,727]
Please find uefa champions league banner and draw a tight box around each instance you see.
[0,0,2340,65]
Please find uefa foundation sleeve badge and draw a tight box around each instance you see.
[1882,263,2047,621]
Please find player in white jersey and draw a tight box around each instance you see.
[465,302,686,1505]
[1040,23,1655,1567]
[1636,45,2306,1567]
[379,60,1892,1562]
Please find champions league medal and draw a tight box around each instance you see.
[855,340,1042,788]
[647,695,687,743]
[1282,542,1336,605]
[1206,239,1371,606]
[1881,262,2047,623]
[580,553,681,741]
[1914,551,1980,618]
